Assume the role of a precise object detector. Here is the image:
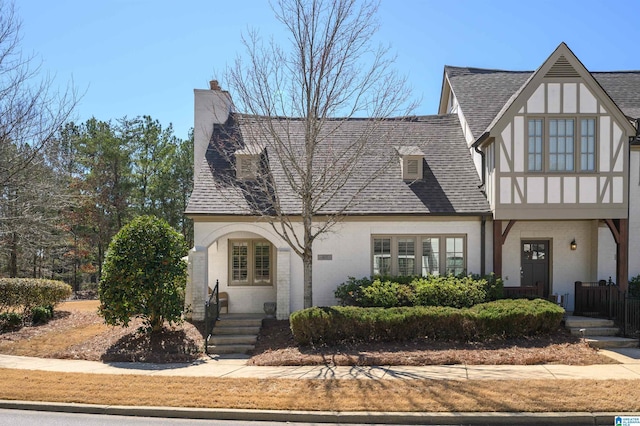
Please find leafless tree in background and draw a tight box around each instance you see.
[224,0,416,307]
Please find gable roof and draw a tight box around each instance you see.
[446,66,640,141]
[186,113,490,217]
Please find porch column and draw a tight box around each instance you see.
[492,219,516,278]
[605,218,629,291]
[493,220,503,277]
[276,247,291,320]
[186,246,208,321]
[617,219,629,292]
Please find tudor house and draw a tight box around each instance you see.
[185,43,640,320]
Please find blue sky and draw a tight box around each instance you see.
[17,0,639,140]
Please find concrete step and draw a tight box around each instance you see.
[216,318,263,327]
[213,326,261,335]
[210,334,257,345]
[207,344,255,354]
[569,327,620,337]
[564,316,615,328]
[586,336,639,349]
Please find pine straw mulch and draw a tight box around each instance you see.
[0,305,617,366]
[248,319,617,366]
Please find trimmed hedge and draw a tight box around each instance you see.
[0,278,72,321]
[334,274,504,308]
[0,278,69,329]
[290,299,564,345]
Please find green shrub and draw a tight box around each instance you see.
[99,215,188,333]
[0,312,23,332]
[335,274,499,308]
[290,299,564,345]
[413,275,487,308]
[31,305,54,325]
[0,278,71,321]
[333,276,374,306]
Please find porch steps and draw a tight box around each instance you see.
[207,314,264,355]
[564,316,638,349]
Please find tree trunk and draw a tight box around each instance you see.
[303,250,313,308]
[9,232,18,277]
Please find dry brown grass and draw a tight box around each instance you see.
[0,368,637,412]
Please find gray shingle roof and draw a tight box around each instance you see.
[186,113,490,216]
[446,66,640,140]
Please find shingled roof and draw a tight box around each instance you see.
[445,66,640,141]
[186,113,490,216]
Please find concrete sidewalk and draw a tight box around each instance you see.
[1,349,639,425]
[1,349,640,380]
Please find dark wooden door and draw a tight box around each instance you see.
[521,240,550,297]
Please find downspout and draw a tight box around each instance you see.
[472,132,490,191]
[472,132,491,276]
[480,216,486,276]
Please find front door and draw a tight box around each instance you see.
[521,240,550,297]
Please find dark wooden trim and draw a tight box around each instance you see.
[492,219,516,278]
[604,218,629,291]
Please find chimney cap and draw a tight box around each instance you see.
[209,80,221,90]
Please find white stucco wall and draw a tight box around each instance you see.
[193,217,485,314]
[500,220,598,311]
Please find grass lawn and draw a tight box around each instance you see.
[0,368,638,412]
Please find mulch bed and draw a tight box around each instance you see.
[1,309,617,366]
[248,319,617,366]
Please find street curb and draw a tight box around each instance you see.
[1,400,638,425]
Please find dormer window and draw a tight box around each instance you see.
[235,143,264,180]
[395,146,424,181]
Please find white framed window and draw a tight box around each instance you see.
[372,235,466,276]
[229,239,273,286]
[372,237,391,275]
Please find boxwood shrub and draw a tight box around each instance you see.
[290,299,564,345]
[334,274,503,308]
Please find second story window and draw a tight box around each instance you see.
[527,117,596,173]
[580,118,596,171]
[549,119,574,171]
[528,119,543,171]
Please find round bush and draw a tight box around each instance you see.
[99,215,188,333]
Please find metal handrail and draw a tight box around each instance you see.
[204,280,220,354]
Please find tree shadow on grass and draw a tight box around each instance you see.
[101,327,202,363]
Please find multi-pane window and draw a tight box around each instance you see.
[580,118,595,171]
[528,119,543,171]
[372,235,465,276]
[421,238,440,276]
[527,118,596,172]
[229,240,272,286]
[549,119,574,171]
[373,238,391,275]
[445,237,465,275]
[397,238,415,276]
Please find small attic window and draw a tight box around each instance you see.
[395,146,424,181]
[235,143,264,180]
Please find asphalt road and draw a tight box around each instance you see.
[0,408,427,426]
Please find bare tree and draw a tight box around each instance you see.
[0,1,77,187]
[224,0,415,307]
[0,1,78,276]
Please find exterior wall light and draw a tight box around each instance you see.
[570,239,577,251]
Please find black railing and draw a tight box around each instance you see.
[503,281,543,299]
[575,279,640,339]
[204,279,220,354]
